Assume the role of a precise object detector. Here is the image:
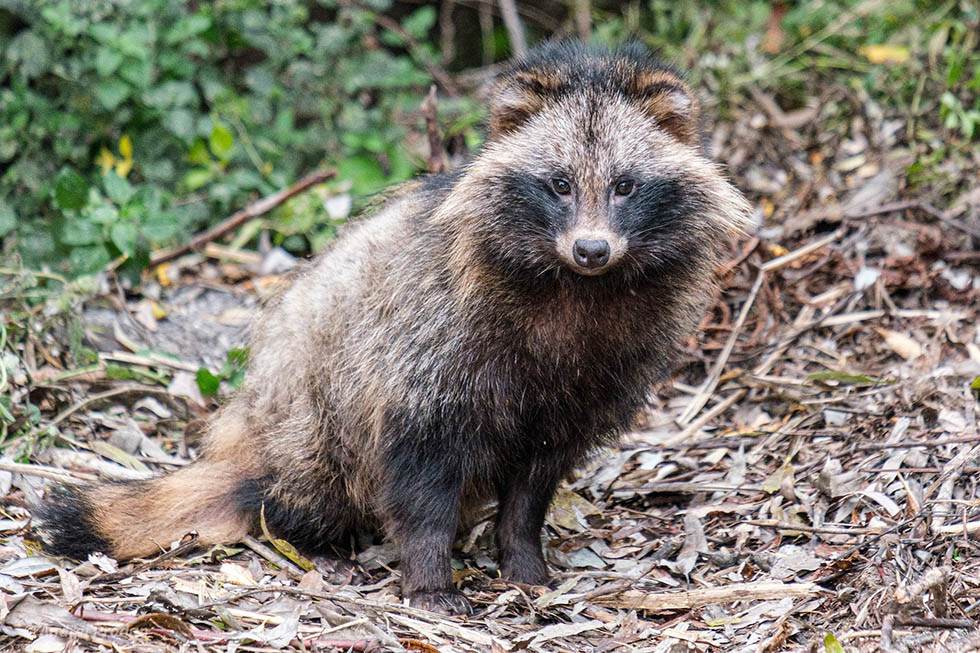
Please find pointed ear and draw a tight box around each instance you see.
[631,72,701,146]
[488,69,565,139]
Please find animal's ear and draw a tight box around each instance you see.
[630,71,701,146]
[488,69,564,139]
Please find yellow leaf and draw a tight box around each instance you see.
[156,262,171,287]
[547,487,601,532]
[96,147,115,174]
[760,197,775,219]
[115,156,133,178]
[118,134,133,159]
[115,134,134,177]
[859,44,909,64]
[259,504,315,571]
[150,299,167,320]
[769,243,789,257]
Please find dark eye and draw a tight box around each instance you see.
[614,180,635,196]
[551,178,572,195]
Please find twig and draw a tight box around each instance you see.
[439,0,455,65]
[420,86,447,174]
[933,522,980,535]
[33,625,127,649]
[857,436,980,451]
[896,617,973,629]
[349,2,462,96]
[498,0,527,58]
[678,228,844,425]
[243,535,306,580]
[663,390,745,445]
[593,580,821,612]
[199,583,466,621]
[573,0,591,40]
[0,460,94,484]
[624,482,764,494]
[918,202,980,241]
[678,274,763,425]
[150,169,335,266]
[90,536,201,585]
[747,520,881,535]
[7,385,175,452]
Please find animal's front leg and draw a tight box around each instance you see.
[382,435,470,615]
[495,459,562,586]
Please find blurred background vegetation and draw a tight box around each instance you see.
[0,0,977,280]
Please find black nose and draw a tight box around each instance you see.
[572,239,610,269]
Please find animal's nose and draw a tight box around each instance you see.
[572,239,610,269]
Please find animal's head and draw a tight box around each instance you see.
[441,41,751,285]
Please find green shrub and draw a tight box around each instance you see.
[0,0,471,276]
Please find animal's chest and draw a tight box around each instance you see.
[469,327,651,448]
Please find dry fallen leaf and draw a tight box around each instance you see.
[859,44,910,64]
[219,562,256,586]
[547,487,601,532]
[876,328,923,360]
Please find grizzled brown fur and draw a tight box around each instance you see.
[39,41,750,614]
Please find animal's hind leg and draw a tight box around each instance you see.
[233,477,357,555]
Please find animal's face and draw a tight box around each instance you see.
[447,43,751,285]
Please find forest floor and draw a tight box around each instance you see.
[3,45,980,653]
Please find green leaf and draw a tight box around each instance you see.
[90,441,150,472]
[8,31,50,79]
[209,122,234,160]
[103,171,135,205]
[95,79,130,110]
[118,235,150,287]
[196,367,221,397]
[119,58,153,89]
[0,203,15,238]
[336,156,386,195]
[220,347,250,390]
[183,168,213,191]
[970,376,980,402]
[59,217,101,246]
[824,632,845,653]
[141,214,181,242]
[68,244,111,274]
[110,221,138,255]
[54,168,89,211]
[807,371,880,386]
[90,205,120,225]
[402,6,437,39]
[163,109,196,141]
[95,48,124,77]
[166,14,212,44]
[186,140,211,166]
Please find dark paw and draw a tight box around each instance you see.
[500,556,550,586]
[408,589,472,615]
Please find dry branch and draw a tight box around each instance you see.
[421,86,447,174]
[498,0,527,58]
[594,581,821,612]
[150,169,335,266]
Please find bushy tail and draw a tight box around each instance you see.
[38,458,255,560]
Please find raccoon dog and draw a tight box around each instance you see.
[39,41,750,614]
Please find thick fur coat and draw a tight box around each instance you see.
[39,41,750,614]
